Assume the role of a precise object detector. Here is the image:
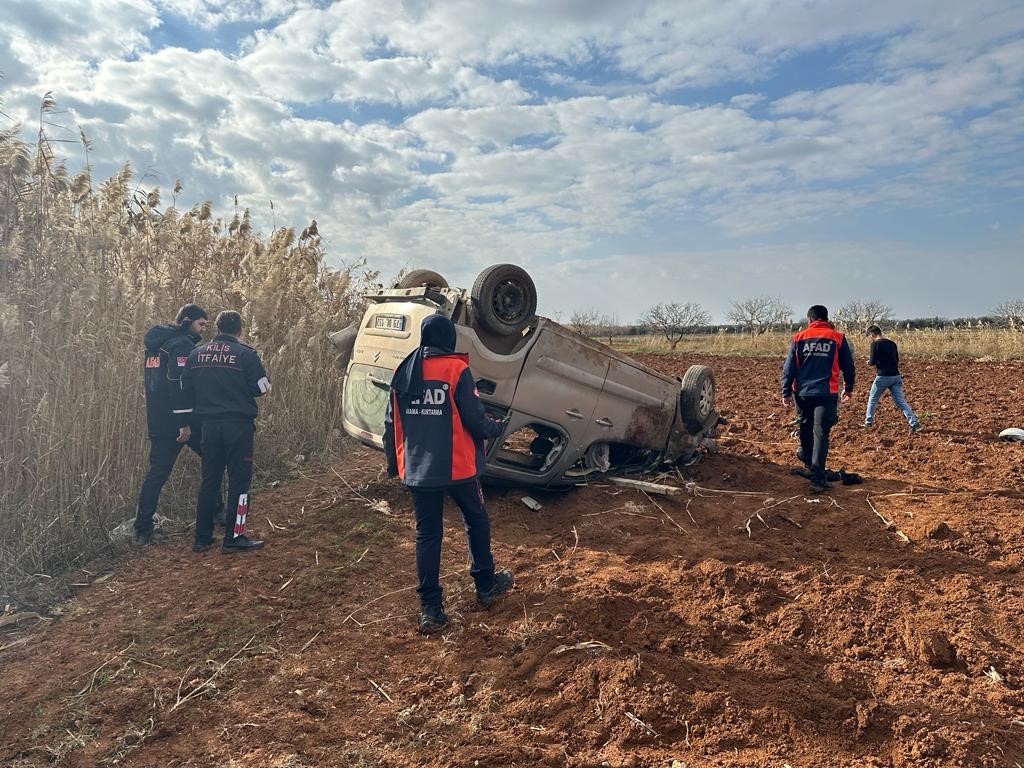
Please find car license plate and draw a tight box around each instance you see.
[374,314,405,331]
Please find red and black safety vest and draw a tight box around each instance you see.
[781,321,856,397]
[384,353,503,487]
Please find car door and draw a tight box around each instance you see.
[505,323,609,457]
[582,356,677,451]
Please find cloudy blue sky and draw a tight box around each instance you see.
[2,0,1022,321]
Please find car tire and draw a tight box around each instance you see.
[680,365,717,434]
[471,264,538,336]
[395,269,449,289]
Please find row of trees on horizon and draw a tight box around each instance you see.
[569,299,1024,351]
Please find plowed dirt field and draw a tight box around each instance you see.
[2,354,1024,768]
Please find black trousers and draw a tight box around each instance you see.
[135,433,201,536]
[195,420,255,546]
[795,395,839,483]
[408,480,496,609]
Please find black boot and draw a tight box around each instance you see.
[477,569,514,607]
[221,535,264,553]
[418,605,449,634]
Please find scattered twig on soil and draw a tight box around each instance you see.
[551,548,561,562]
[778,514,803,529]
[172,632,260,711]
[343,569,465,626]
[76,642,135,696]
[329,466,374,504]
[299,630,322,653]
[354,547,370,564]
[624,711,659,738]
[685,482,771,498]
[551,640,612,654]
[866,497,911,542]
[0,611,49,630]
[570,525,579,556]
[0,636,31,652]
[266,517,285,531]
[683,497,698,526]
[610,477,680,496]
[984,666,1005,685]
[642,491,690,536]
[580,505,657,520]
[368,678,394,703]
[278,577,294,592]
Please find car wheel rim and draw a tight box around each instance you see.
[699,378,713,416]
[492,280,527,324]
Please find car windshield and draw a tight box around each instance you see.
[344,364,392,436]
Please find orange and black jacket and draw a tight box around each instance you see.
[383,350,503,487]
[781,320,855,398]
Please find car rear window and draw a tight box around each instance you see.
[344,364,392,436]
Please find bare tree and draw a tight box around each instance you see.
[569,308,619,342]
[994,299,1024,330]
[834,300,894,332]
[568,308,601,336]
[640,302,711,350]
[726,296,793,334]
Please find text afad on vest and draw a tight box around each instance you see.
[404,386,447,417]
[802,340,834,356]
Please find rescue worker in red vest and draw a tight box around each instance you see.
[134,303,224,545]
[781,305,855,492]
[384,315,513,634]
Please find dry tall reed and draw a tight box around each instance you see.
[0,114,376,594]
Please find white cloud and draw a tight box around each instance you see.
[1,0,1022,319]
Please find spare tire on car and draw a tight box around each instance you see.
[471,264,538,336]
[395,269,449,289]
[679,365,717,434]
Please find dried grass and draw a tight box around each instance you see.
[0,114,379,594]
[610,326,1024,359]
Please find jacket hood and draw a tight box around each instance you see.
[144,324,185,353]
[391,315,458,398]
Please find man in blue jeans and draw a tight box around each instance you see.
[863,325,920,433]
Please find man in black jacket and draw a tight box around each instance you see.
[134,303,223,545]
[863,325,920,432]
[179,311,270,554]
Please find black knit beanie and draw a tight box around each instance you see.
[176,303,209,330]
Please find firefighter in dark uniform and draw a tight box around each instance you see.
[134,303,224,545]
[384,315,514,634]
[179,311,270,553]
[781,305,855,492]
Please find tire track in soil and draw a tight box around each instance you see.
[1,354,1023,767]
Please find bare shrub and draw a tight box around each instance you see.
[726,296,793,334]
[0,103,376,593]
[834,300,894,332]
[993,299,1024,331]
[568,308,618,341]
[640,303,711,350]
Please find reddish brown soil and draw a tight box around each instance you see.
[2,355,1024,768]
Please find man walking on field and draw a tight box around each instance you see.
[781,305,855,493]
[134,303,223,545]
[384,315,514,634]
[863,325,920,433]
[179,311,270,554]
